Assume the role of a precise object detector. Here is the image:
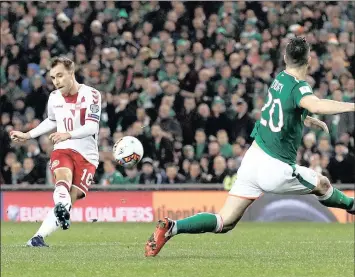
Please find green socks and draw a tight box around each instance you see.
[174,213,223,235]
[319,187,354,210]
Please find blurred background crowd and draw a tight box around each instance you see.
[1,1,354,187]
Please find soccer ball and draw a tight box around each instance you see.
[113,136,144,168]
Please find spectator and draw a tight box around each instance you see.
[324,91,354,143]
[309,153,323,174]
[195,103,210,132]
[182,145,195,161]
[210,156,229,183]
[180,158,191,177]
[206,97,231,138]
[207,140,221,173]
[25,74,48,119]
[150,123,174,168]
[1,1,354,185]
[20,157,40,184]
[217,129,233,159]
[155,104,183,141]
[163,163,185,184]
[317,136,333,157]
[300,132,317,166]
[11,162,24,185]
[139,158,163,184]
[2,152,17,184]
[328,142,355,184]
[193,129,208,160]
[230,98,255,143]
[177,97,199,145]
[186,161,202,183]
[100,159,124,185]
[122,167,140,184]
[24,139,48,183]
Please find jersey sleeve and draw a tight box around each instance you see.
[293,82,313,108]
[47,94,56,121]
[85,88,102,124]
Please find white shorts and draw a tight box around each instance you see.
[230,143,319,199]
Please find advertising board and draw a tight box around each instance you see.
[2,191,153,222]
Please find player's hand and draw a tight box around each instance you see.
[10,131,31,142]
[315,120,329,134]
[304,116,329,134]
[49,132,71,144]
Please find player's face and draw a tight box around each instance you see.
[50,64,74,95]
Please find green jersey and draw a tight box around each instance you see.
[101,171,124,185]
[251,71,313,165]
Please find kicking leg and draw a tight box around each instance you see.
[312,174,354,213]
[145,195,254,257]
[52,168,74,230]
[27,168,74,247]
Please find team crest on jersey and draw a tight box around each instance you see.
[90,104,99,113]
[50,160,60,170]
[299,86,312,95]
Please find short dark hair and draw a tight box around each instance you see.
[285,37,310,67]
[166,163,177,169]
[51,56,75,71]
[190,161,200,167]
[195,128,205,134]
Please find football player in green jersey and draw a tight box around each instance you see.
[145,37,355,257]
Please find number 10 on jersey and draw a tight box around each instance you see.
[63,118,74,132]
[260,91,284,132]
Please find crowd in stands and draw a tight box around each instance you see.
[1,1,354,186]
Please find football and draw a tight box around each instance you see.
[113,136,144,168]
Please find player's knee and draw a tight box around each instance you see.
[313,174,331,196]
[54,168,72,183]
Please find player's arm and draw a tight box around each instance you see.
[11,96,57,142]
[300,95,355,114]
[68,89,102,139]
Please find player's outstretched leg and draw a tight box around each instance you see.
[27,169,73,247]
[145,195,254,257]
[313,175,354,214]
[53,183,72,230]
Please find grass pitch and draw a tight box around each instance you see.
[1,222,354,277]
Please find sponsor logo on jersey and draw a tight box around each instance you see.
[54,105,63,108]
[90,104,100,113]
[299,86,312,94]
[88,113,100,120]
